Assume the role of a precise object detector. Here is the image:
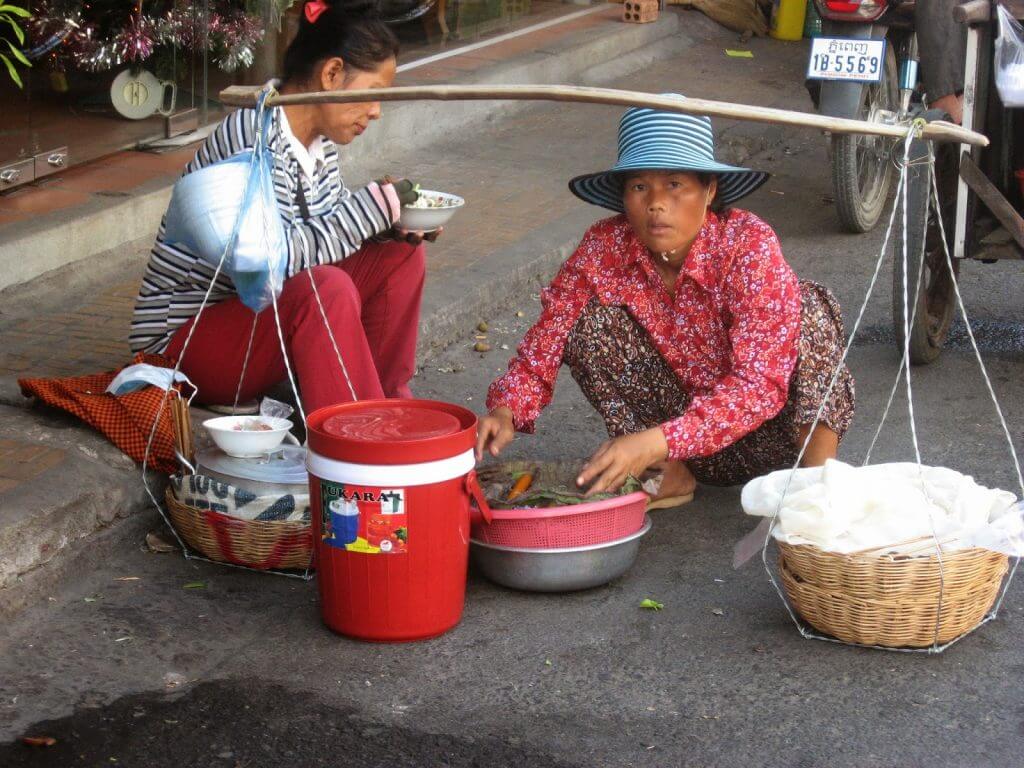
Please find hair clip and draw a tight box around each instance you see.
[305,0,329,23]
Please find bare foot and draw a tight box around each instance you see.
[645,460,697,509]
[796,424,839,467]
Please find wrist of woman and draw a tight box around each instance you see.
[490,405,515,425]
[646,426,670,463]
[379,182,402,222]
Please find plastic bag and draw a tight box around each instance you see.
[163,98,286,312]
[260,396,294,421]
[996,5,1024,107]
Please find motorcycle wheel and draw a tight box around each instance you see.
[831,44,899,233]
[891,109,960,366]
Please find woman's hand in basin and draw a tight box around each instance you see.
[577,428,669,496]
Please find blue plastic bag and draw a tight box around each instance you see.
[163,98,286,312]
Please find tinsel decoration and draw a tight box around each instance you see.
[24,0,82,70]
[66,23,122,74]
[114,9,156,64]
[27,1,267,75]
[155,8,200,53]
[213,9,264,73]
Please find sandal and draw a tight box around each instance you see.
[646,492,695,511]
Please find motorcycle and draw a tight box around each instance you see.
[808,0,918,233]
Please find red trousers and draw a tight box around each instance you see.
[167,240,425,413]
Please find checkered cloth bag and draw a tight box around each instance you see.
[19,353,179,473]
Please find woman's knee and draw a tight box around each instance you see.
[296,265,361,310]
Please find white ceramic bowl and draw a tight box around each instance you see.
[202,415,298,458]
[399,189,465,233]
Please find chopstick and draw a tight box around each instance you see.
[169,391,194,473]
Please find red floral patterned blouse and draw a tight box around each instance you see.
[486,209,802,461]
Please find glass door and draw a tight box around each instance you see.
[1,1,293,191]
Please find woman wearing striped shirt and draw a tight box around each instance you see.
[131,0,432,412]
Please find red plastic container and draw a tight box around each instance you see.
[306,399,490,642]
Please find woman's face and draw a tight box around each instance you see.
[622,171,716,257]
[315,56,397,145]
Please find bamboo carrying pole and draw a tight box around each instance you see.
[219,83,989,146]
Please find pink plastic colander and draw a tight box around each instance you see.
[470,491,649,549]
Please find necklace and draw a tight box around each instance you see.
[658,249,677,263]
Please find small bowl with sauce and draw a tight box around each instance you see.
[203,415,299,458]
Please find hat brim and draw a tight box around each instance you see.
[568,163,770,213]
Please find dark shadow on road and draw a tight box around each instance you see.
[1,678,578,768]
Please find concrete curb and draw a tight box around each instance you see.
[0,405,156,619]
[418,210,601,362]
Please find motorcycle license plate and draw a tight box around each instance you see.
[806,37,886,83]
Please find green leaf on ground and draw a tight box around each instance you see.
[640,598,663,611]
[183,582,206,590]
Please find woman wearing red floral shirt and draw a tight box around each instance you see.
[476,102,855,507]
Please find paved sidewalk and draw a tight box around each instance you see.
[0,281,139,379]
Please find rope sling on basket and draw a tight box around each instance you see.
[140,87,360,579]
[735,119,1024,653]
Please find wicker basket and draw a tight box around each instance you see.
[777,541,1008,647]
[165,487,313,571]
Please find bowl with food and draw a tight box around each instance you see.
[399,189,465,233]
[203,415,299,458]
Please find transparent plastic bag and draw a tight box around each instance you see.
[995,5,1024,107]
[260,396,294,421]
[163,98,286,312]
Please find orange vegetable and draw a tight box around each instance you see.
[506,471,535,502]
[22,736,57,747]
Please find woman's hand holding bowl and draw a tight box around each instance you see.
[375,175,443,245]
[576,427,669,495]
[475,407,515,461]
[394,226,442,245]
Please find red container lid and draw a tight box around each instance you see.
[307,399,477,465]
[323,406,460,442]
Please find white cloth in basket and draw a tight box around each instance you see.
[741,460,1022,555]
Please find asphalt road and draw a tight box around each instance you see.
[4,27,1024,768]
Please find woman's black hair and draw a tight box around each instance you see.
[282,1,400,86]
[695,171,724,213]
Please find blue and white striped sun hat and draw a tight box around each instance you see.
[569,96,769,212]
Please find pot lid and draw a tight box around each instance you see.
[321,404,460,443]
[196,445,308,485]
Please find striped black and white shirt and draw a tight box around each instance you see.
[130,105,400,354]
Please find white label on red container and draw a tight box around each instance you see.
[320,480,408,555]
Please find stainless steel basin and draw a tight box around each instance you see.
[470,517,652,592]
